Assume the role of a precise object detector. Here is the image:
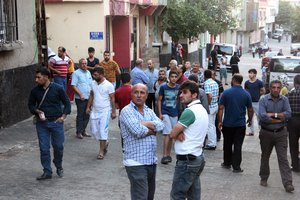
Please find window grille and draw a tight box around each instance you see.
[0,0,17,44]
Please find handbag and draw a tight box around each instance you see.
[33,84,51,124]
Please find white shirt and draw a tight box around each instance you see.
[220,56,227,69]
[91,79,114,112]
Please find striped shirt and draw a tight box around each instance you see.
[287,87,300,115]
[49,55,70,77]
[120,101,164,166]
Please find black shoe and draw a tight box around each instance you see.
[232,168,244,173]
[204,146,216,150]
[291,167,300,172]
[161,156,171,164]
[221,163,231,169]
[285,184,295,193]
[36,173,52,180]
[56,168,64,178]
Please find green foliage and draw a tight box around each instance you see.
[275,1,293,27]
[162,0,238,41]
[290,5,300,35]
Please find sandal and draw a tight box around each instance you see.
[97,154,104,160]
[104,142,109,155]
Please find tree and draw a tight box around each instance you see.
[162,0,238,42]
[275,1,293,27]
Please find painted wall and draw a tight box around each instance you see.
[0,0,38,128]
[45,2,105,61]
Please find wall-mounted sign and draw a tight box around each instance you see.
[90,32,103,40]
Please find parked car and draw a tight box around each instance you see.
[290,43,300,54]
[211,43,237,70]
[265,56,300,92]
[272,28,284,39]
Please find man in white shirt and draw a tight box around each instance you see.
[86,67,116,160]
[170,80,209,200]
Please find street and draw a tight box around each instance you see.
[0,38,299,200]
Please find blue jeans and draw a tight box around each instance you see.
[53,76,67,91]
[75,99,90,134]
[171,154,205,200]
[125,165,156,200]
[36,121,65,175]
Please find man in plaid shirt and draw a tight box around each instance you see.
[287,75,300,172]
[120,83,164,200]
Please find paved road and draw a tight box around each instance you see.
[0,38,299,200]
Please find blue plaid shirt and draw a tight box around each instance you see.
[204,78,219,109]
[120,101,164,166]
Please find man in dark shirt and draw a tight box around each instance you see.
[258,80,294,192]
[86,47,100,73]
[28,67,71,180]
[230,52,240,75]
[287,75,300,172]
[218,74,253,173]
[210,46,219,71]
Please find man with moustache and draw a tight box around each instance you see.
[100,50,120,88]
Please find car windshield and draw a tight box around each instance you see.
[216,45,233,56]
[265,52,277,57]
[291,44,300,48]
[271,58,300,73]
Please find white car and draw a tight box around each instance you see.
[211,43,237,69]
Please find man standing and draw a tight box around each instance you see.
[71,58,93,139]
[157,71,179,164]
[183,61,192,76]
[258,80,294,192]
[218,74,253,173]
[204,70,219,150]
[154,69,167,115]
[230,52,240,75]
[131,58,149,85]
[86,67,117,160]
[28,67,71,180]
[219,52,228,85]
[169,80,208,200]
[86,47,100,73]
[115,73,132,113]
[210,46,219,71]
[48,46,71,90]
[244,69,265,136]
[145,59,159,109]
[287,75,300,172]
[120,84,164,200]
[100,50,120,88]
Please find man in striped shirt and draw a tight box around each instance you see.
[49,46,71,90]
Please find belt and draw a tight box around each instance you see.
[176,154,197,161]
[261,126,284,133]
[46,117,60,122]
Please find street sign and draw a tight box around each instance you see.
[90,32,103,40]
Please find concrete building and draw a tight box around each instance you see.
[265,0,279,37]
[0,0,38,128]
[45,0,167,69]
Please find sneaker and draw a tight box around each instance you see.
[232,168,244,173]
[225,83,229,85]
[36,173,52,180]
[247,133,254,136]
[203,146,216,150]
[166,156,172,163]
[260,180,268,187]
[285,184,294,193]
[161,156,170,164]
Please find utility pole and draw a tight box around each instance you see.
[35,0,48,66]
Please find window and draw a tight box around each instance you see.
[0,0,18,44]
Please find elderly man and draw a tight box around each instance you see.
[120,84,164,200]
[145,59,159,109]
[287,75,300,172]
[259,80,294,192]
[131,58,149,85]
[71,58,93,139]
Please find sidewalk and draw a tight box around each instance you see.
[0,103,299,200]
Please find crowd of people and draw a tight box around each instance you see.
[27,46,300,199]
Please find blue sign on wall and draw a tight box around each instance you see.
[90,32,103,40]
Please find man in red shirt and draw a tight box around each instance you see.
[115,73,132,112]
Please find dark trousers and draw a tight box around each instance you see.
[231,64,239,76]
[259,128,292,187]
[146,93,155,110]
[215,117,221,140]
[288,116,300,170]
[222,126,246,170]
[75,99,90,134]
[125,165,156,200]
